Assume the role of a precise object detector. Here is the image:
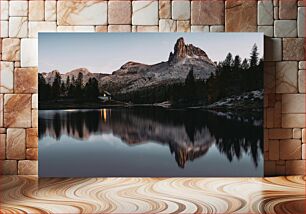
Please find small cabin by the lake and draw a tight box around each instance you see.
[98,91,112,101]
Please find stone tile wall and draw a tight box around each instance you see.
[0,0,305,175]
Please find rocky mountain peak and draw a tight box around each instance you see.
[51,70,60,75]
[173,37,187,60]
[168,37,213,65]
[67,68,90,76]
[120,61,148,70]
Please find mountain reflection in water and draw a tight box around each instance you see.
[39,107,263,174]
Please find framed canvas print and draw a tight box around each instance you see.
[38,33,264,177]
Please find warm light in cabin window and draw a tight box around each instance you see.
[103,109,107,123]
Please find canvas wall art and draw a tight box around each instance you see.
[38,33,264,177]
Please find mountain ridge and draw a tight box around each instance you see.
[42,37,216,94]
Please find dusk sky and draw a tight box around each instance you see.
[38,33,263,74]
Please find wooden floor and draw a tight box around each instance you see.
[0,176,305,214]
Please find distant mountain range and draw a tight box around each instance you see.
[41,37,216,94]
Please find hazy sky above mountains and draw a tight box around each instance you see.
[39,33,263,74]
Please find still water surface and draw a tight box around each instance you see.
[39,107,263,177]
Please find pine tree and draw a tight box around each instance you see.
[75,72,84,100]
[233,55,241,70]
[223,53,233,67]
[241,58,249,70]
[38,74,51,100]
[52,72,61,98]
[250,44,259,67]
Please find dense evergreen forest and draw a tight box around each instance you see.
[39,72,100,101]
[39,44,263,106]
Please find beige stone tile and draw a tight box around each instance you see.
[191,26,209,32]
[258,26,273,37]
[132,1,158,25]
[210,25,224,32]
[9,17,28,38]
[2,38,20,61]
[282,94,305,113]
[303,129,306,143]
[57,0,107,25]
[26,128,38,148]
[57,26,95,32]
[26,148,38,160]
[0,134,5,159]
[0,61,14,93]
[108,1,131,24]
[274,20,297,37]
[264,38,281,61]
[9,1,28,17]
[6,128,25,159]
[268,140,279,160]
[264,160,276,176]
[14,61,21,68]
[264,151,269,159]
[1,1,9,20]
[132,25,136,32]
[266,108,274,128]
[172,1,190,20]
[276,61,298,93]
[0,160,17,175]
[45,1,57,21]
[293,128,302,139]
[274,100,282,128]
[269,128,292,139]
[29,21,57,38]
[298,7,305,37]
[275,164,285,175]
[283,38,305,61]
[302,144,306,159]
[0,94,3,127]
[264,138,269,152]
[159,19,177,32]
[4,94,31,128]
[20,38,38,67]
[95,26,108,32]
[225,0,256,32]
[264,62,275,93]
[0,128,6,134]
[29,1,45,21]
[282,114,305,128]
[258,0,273,25]
[159,1,171,19]
[273,6,279,20]
[273,0,279,6]
[32,94,38,109]
[280,139,302,160]
[1,21,8,37]
[298,0,305,6]
[298,70,305,93]
[32,110,38,128]
[108,25,131,32]
[18,160,38,175]
[14,68,38,94]
[192,0,224,25]
[299,61,306,70]
[177,21,190,32]
[279,0,297,19]
[285,160,305,175]
[136,26,159,32]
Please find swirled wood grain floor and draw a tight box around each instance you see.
[0,176,305,214]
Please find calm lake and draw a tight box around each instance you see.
[39,107,263,177]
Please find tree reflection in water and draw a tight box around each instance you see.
[39,107,263,168]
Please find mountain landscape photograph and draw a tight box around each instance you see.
[38,33,264,177]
